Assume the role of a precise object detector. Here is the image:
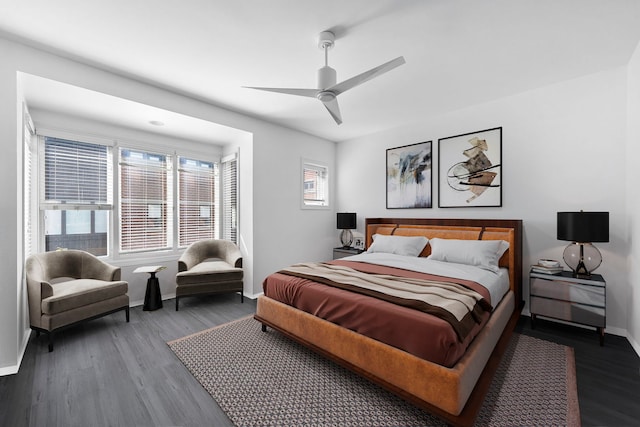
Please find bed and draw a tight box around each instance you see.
[255,218,523,427]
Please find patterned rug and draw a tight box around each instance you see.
[168,316,580,427]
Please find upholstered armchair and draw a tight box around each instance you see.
[25,250,129,351]
[175,239,244,311]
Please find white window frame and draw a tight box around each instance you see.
[301,158,330,210]
[37,131,114,256]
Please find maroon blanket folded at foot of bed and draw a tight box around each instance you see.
[262,260,491,367]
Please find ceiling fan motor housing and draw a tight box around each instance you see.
[317,91,336,102]
[317,66,337,90]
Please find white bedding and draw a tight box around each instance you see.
[342,252,510,308]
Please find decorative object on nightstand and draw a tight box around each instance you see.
[353,236,365,250]
[530,259,563,275]
[557,211,609,277]
[530,268,606,345]
[337,212,357,248]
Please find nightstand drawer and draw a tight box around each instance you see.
[332,247,363,260]
[530,277,605,307]
[530,296,605,327]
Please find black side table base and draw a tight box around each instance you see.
[143,273,163,311]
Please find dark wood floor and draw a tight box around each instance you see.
[1,296,638,426]
[515,316,640,427]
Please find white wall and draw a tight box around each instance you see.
[0,39,22,374]
[337,67,629,335]
[0,37,336,374]
[252,128,337,291]
[223,132,255,298]
[626,40,640,354]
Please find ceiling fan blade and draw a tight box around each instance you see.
[322,98,342,125]
[329,56,406,96]
[243,86,318,98]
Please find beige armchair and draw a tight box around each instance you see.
[175,239,243,311]
[25,250,129,352]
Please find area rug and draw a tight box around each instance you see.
[168,316,580,427]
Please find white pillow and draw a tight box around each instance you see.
[427,238,509,273]
[366,234,429,257]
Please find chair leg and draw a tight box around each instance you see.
[48,332,54,352]
[175,297,179,311]
[125,306,130,322]
[241,290,244,303]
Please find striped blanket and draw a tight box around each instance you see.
[279,262,492,341]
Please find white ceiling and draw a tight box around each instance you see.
[2,0,640,143]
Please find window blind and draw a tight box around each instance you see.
[222,154,238,244]
[23,108,35,258]
[41,137,112,208]
[39,136,112,255]
[178,156,217,247]
[119,149,172,252]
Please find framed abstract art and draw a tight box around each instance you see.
[386,141,432,209]
[438,127,502,208]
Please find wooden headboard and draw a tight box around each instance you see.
[365,218,523,306]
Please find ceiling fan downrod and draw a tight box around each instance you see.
[317,31,337,90]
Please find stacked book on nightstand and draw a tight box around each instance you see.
[531,259,564,275]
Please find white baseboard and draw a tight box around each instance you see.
[627,333,640,358]
[0,328,31,376]
[246,291,262,300]
[130,290,259,308]
[0,365,18,376]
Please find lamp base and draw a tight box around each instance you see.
[340,229,353,248]
[563,242,602,277]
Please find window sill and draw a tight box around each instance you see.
[102,250,184,268]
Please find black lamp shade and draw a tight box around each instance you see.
[337,212,357,230]
[557,211,609,243]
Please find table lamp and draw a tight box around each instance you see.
[337,212,356,248]
[557,211,609,277]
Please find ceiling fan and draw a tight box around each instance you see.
[244,31,405,125]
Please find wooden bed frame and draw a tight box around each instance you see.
[255,218,523,427]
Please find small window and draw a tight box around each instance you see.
[301,160,329,209]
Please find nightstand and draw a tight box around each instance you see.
[529,269,606,345]
[332,247,363,259]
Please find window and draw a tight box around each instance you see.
[32,131,237,258]
[178,156,218,247]
[23,106,36,258]
[222,154,238,243]
[40,137,112,256]
[119,149,172,252]
[301,160,329,208]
